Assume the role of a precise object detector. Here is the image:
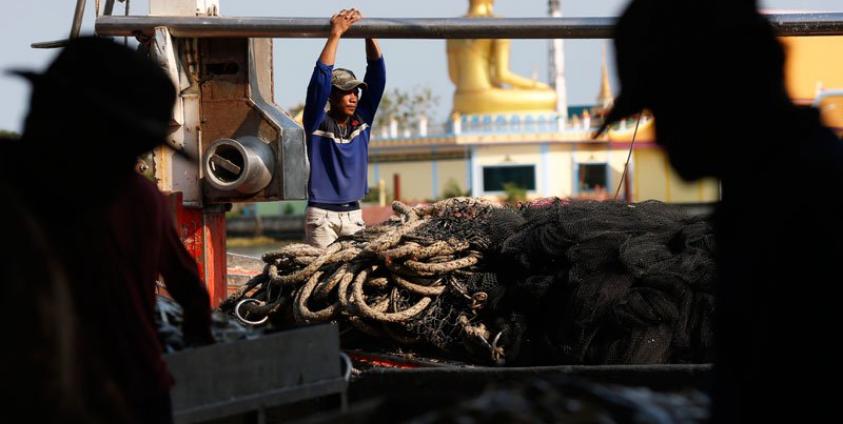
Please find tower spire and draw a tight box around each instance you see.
[598,44,614,110]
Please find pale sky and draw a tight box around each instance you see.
[0,0,838,132]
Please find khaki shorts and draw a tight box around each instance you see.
[304,206,365,248]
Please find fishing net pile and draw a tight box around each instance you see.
[402,377,710,424]
[505,199,716,365]
[220,198,716,365]
[156,296,260,353]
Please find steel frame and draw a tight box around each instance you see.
[95,13,843,39]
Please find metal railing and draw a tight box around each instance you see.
[95,13,843,39]
[368,115,643,141]
[373,116,597,140]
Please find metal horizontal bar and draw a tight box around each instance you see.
[31,39,71,49]
[97,16,614,39]
[95,13,843,39]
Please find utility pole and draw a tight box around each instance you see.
[548,0,568,124]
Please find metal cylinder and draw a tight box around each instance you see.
[95,13,843,39]
[204,136,274,195]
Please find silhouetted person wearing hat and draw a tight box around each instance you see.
[605,0,843,421]
[303,9,385,248]
[0,37,213,423]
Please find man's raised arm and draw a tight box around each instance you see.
[359,36,386,125]
[320,9,361,66]
[366,38,382,62]
[303,9,361,133]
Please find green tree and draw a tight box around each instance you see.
[286,86,439,131]
[363,185,392,204]
[440,178,468,199]
[287,102,305,120]
[502,182,527,204]
[0,130,20,139]
[374,86,439,132]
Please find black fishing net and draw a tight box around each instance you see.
[500,200,716,365]
[402,377,710,424]
[409,202,525,254]
[402,293,466,352]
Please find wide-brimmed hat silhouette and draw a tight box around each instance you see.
[599,0,776,135]
[9,36,176,160]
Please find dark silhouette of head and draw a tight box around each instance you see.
[605,0,791,181]
[11,36,175,181]
[2,38,202,424]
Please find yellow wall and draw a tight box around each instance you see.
[437,159,469,197]
[782,36,843,102]
[372,161,433,202]
[632,148,719,203]
[547,144,574,198]
[631,148,663,202]
[472,144,543,200]
[369,159,468,202]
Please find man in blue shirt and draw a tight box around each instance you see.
[303,8,385,247]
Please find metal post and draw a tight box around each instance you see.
[548,0,568,122]
[104,0,116,16]
[96,13,843,39]
[393,174,401,202]
[69,0,87,39]
[166,193,228,307]
[149,1,229,308]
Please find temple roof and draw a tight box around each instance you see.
[597,46,614,110]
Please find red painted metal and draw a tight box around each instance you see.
[346,352,423,369]
[203,210,228,307]
[166,192,228,308]
[393,173,401,202]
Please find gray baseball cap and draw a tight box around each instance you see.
[331,68,367,91]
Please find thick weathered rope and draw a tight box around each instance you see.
[222,198,502,363]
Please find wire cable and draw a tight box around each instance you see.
[614,114,643,200]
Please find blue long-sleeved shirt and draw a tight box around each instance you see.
[303,57,386,204]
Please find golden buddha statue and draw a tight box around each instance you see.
[447,0,558,116]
